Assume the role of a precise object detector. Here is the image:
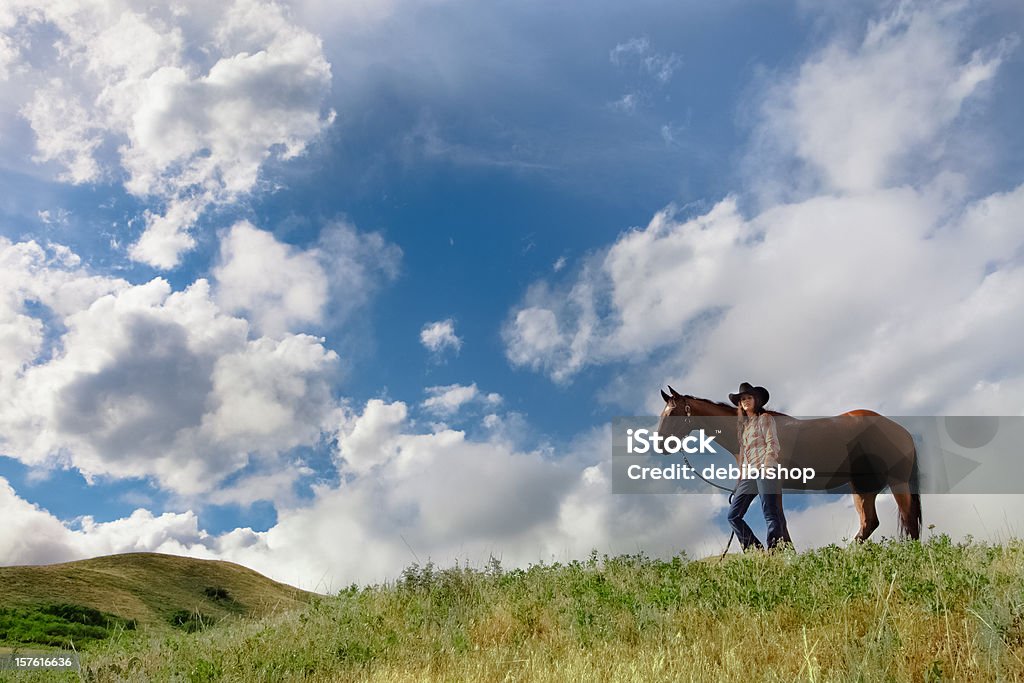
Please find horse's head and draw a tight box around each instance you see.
[657,385,739,446]
[656,385,693,438]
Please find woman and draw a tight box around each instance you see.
[726,382,793,551]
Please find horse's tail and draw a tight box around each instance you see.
[898,444,922,540]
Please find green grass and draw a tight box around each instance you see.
[6,537,1024,681]
[0,604,135,647]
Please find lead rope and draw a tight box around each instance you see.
[718,486,737,562]
[680,454,738,562]
[677,403,739,562]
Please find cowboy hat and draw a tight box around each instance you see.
[729,382,769,408]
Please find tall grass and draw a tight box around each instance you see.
[15,536,1024,682]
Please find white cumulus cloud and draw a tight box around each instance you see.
[5,0,335,269]
[213,221,329,338]
[421,383,502,417]
[212,219,401,338]
[0,236,339,496]
[752,0,1011,196]
[420,318,462,355]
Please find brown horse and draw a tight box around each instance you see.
[656,386,922,541]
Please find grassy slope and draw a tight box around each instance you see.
[34,537,1022,682]
[6,538,1024,681]
[0,552,312,631]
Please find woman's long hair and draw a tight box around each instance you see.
[736,400,766,443]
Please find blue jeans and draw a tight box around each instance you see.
[727,477,792,550]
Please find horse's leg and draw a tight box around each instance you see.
[873,420,922,540]
[851,492,879,541]
[892,489,914,539]
[890,484,921,540]
[889,439,922,540]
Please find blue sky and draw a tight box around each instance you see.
[1,0,1023,588]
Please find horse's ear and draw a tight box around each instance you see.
[661,389,671,403]
[667,385,682,398]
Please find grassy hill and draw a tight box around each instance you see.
[5,538,1024,681]
[0,552,312,648]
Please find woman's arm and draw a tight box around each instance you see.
[762,414,781,466]
[736,420,746,467]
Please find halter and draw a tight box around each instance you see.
[674,398,732,493]
[674,398,693,427]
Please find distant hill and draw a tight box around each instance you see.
[0,552,313,636]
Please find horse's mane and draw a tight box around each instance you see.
[682,395,734,411]
[682,394,791,417]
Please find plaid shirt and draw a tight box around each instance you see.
[738,412,781,471]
